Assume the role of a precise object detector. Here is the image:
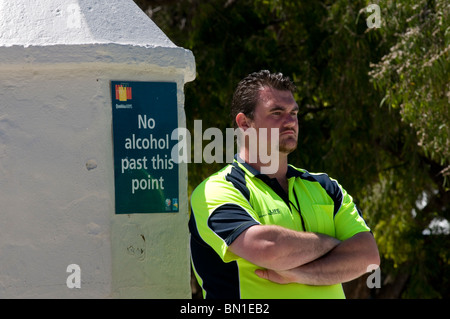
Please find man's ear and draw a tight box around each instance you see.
[235,112,252,131]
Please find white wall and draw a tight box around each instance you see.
[0,0,195,298]
[0,0,175,48]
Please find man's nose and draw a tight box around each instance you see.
[283,114,297,127]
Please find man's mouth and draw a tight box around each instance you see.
[280,129,296,136]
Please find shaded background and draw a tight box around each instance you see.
[133,0,449,299]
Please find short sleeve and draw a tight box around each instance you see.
[334,184,371,241]
[190,176,260,263]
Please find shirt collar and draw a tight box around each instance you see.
[233,154,260,177]
[233,154,303,179]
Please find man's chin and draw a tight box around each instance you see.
[279,142,298,155]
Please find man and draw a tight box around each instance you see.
[189,70,380,299]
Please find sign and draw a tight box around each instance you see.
[111,81,179,214]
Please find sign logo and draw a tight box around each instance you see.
[115,84,132,101]
[172,198,178,211]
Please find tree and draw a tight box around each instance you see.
[134,0,449,298]
[364,0,450,298]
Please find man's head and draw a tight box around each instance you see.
[231,70,297,129]
[232,70,299,157]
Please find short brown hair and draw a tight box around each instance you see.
[231,70,296,128]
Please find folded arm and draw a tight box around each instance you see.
[228,224,341,271]
[255,231,380,285]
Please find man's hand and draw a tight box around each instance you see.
[254,268,297,285]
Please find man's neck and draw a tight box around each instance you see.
[239,149,289,181]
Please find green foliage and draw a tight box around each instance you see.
[135,0,449,298]
[370,0,449,181]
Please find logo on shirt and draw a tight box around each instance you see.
[258,208,282,218]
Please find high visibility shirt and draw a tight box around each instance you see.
[189,156,371,299]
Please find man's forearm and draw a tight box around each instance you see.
[229,224,341,271]
[255,231,380,285]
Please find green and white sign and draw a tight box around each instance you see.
[111,81,179,214]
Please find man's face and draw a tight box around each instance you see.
[249,86,299,154]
